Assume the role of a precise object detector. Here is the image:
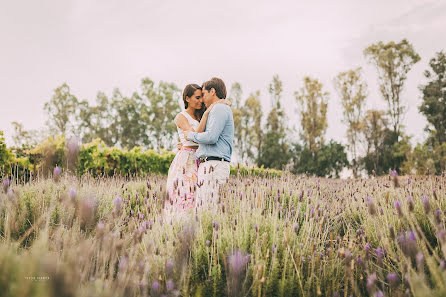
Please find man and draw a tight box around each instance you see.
[184,77,234,204]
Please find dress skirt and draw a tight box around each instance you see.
[166,147,199,210]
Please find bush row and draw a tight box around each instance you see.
[0,133,281,179]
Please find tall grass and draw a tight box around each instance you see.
[0,173,445,296]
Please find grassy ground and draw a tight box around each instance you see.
[0,173,445,297]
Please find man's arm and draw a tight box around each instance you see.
[187,105,228,145]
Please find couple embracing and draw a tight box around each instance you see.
[166,77,234,211]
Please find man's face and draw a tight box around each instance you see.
[202,88,213,108]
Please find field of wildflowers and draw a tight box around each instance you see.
[0,171,445,297]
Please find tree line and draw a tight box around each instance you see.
[10,39,446,177]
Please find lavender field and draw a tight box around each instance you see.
[1,172,445,297]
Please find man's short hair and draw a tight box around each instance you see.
[202,77,227,99]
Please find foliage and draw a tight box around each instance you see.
[228,82,245,163]
[364,39,421,134]
[28,135,66,177]
[141,78,181,150]
[419,51,446,144]
[0,131,14,176]
[291,140,349,177]
[242,91,263,164]
[5,136,281,179]
[259,75,290,170]
[78,91,119,147]
[77,139,175,177]
[43,83,79,136]
[294,77,329,154]
[334,67,368,177]
[258,130,292,170]
[406,142,446,175]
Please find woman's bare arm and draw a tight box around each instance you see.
[196,111,209,132]
[175,113,195,132]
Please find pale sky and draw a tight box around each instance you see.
[1,0,446,147]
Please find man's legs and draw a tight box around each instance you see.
[196,160,230,207]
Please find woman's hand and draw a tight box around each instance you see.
[207,99,232,113]
[217,99,232,107]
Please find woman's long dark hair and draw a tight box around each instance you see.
[183,84,206,120]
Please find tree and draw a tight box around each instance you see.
[364,39,421,134]
[0,130,14,176]
[334,68,368,177]
[44,83,79,136]
[361,110,388,173]
[258,131,292,170]
[292,140,349,178]
[267,74,286,134]
[141,78,181,150]
[78,91,119,147]
[229,82,243,109]
[242,91,263,164]
[294,77,329,154]
[259,75,290,169]
[228,83,245,162]
[419,51,446,145]
[112,89,148,149]
[11,122,41,148]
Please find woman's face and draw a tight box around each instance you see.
[187,89,203,110]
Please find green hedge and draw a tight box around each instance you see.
[1,135,282,179]
[77,139,175,176]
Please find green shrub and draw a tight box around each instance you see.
[4,136,283,178]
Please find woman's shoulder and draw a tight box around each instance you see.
[174,112,187,124]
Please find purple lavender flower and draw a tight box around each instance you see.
[422,196,430,214]
[376,248,384,265]
[366,197,376,216]
[389,225,395,239]
[439,260,445,271]
[344,250,352,266]
[367,273,377,293]
[364,243,371,253]
[403,274,409,287]
[3,178,10,192]
[70,188,76,201]
[166,280,174,291]
[407,196,414,212]
[139,281,147,290]
[53,166,62,181]
[152,281,160,292]
[165,261,174,275]
[97,220,105,231]
[227,250,249,296]
[206,240,211,247]
[387,273,399,288]
[118,257,128,271]
[394,200,402,216]
[375,291,383,297]
[435,209,442,223]
[114,196,122,211]
[254,224,258,233]
[416,252,424,271]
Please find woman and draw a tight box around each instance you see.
[166,84,230,210]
